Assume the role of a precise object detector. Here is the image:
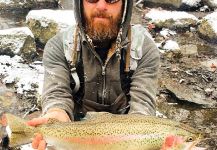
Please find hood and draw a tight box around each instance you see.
[73,0,133,43]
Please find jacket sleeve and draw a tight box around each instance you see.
[41,32,74,120]
[128,25,160,116]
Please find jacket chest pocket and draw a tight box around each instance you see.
[83,81,98,103]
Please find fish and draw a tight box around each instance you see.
[0,112,204,150]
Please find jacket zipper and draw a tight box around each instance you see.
[86,42,110,105]
[86,40,126,105]
[101,65,106,104]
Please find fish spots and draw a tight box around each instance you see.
[64,134,163,145]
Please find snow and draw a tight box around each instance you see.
[0,27,35,54]
[26,9,76,29]
[20,144,34,150]
[156,111,167,118]
[160,28,176,38]
[0,0,11,4]
[0,27,34,37]
[162,40,180,50]
[182,0,201,6]
[146,9,198,23]
[0,38,25,54]
[0,55,44,96]
[204,11,217,34]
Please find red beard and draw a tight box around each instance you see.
[84,10,122,43]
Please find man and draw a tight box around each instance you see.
[27,0,160,149]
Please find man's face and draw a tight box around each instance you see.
[83,0,123,43]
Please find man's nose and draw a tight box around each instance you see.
[95,0,107,11]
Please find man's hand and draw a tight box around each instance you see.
[26,108,71,150]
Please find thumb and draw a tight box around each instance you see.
[26,117,48,126]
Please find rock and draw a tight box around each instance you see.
[142,0,182,8]
[34,0,58,8]
[0,55,44,97]
[181,0,202,10]
[180,44,198,56]
[0,0,58,10]
[203,0,217,9]
[198,12,217,43]
[200,59,217,72]
[205,88,214,96]
[145,9,198,29]
[58,0,73,9]
[199,5,211,12]
[182,0,202,7]
[160,78,217,108]
[0,83,18,114]
[138,0,203,10]
[26,9,76,44]
[0,27,36,60]
[0,0,34,10]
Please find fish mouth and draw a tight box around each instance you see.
[0,126,10,150]
[0,114,10,150]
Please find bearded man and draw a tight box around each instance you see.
[27,0,160,149]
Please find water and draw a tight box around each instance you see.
[0,10,27,30]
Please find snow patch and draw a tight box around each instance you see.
[146,9,198,23]
[0,0,12,4]
[0,55,44,96]
[204,12,217,34]
[162,40,180,50]
[26,9,76,30]
[182,0,201,6]
[0,27,34,37]
[160,28,176,37]
[20,144,33,150]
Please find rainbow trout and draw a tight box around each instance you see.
[0,112,203,150]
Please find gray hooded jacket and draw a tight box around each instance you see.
[41,0,160,120]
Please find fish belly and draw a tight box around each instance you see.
[46,137,162,150]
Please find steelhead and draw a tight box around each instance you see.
[0,112,203,150]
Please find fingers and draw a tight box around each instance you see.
[32,133,43,149]
[1,114,7,126]
[26,117,48,126]
[32,133,47,150]
[38,140,47,150]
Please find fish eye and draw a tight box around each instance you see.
[187,136,194,142]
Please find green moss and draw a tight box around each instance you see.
[198,20,216,40]
[27,19,59,44]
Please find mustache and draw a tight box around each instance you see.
[91,11,112,19]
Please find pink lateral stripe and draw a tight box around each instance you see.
[64,134,158,145]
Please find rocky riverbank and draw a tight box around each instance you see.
[0,0,216,149]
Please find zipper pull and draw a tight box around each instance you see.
[102,66,106,76]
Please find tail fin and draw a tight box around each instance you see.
[1,113,35,148]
